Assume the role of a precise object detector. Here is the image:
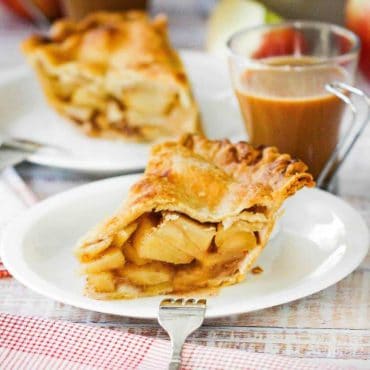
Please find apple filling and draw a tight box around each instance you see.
[34,61,197,141]
[77,211,263,298]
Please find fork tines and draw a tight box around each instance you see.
[158,298,207,369]
[160,298,207,308]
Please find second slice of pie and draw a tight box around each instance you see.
[22,11,200,142]
[75,134,314,299]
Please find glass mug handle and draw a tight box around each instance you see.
[317,82,370,191]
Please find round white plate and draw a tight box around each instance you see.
[1,175,368,319]
[0,51,244,174]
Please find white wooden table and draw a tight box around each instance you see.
[1,1,370,367]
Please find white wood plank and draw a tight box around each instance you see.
[1,267,369,329]
[79,325,370,360]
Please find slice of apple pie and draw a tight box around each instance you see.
[75,134,314,299]
[22,11,200,141]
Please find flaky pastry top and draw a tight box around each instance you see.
[83,135,314,245]
[22,11,186,86]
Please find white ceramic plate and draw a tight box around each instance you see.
[1,175,368,319]
[0,51,244,173]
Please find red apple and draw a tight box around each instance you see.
[1,0,62,21]
[252,28,307,59]
[346,0,370,80]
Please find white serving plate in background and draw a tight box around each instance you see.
[0,51,244,173]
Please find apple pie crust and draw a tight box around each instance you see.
[75,134,314,299]
[22,11,200,141]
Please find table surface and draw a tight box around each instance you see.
[1,1,370,367]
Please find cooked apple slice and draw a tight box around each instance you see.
[75,236,113,262]
[87,271,116,292]
[123,240,150,266]
[162,213,215,258]
[124,84,175,115]
[119,262,174,286]
[215,220,257,254]
[76,221,137,262]
[132,214,194,264]
[81,247,125,274]
[111,223,138,248]
[200,250,246,268]
[144,282,173,296]
[173,263,210,291]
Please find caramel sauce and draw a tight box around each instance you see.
[251,266,263,275]
[236,57,347,178]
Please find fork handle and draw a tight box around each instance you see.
[169,358,181,370]
[168,338,184,370]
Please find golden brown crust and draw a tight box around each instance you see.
[115,134,314,225]
[22,11,200,141]
[75,134,314,299]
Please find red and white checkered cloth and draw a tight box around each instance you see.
[0,312,353,370]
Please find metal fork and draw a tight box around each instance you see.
[0,137,66,153]
[158,298,207,370]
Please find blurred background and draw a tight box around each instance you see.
[0,0,355,66]
[0,0,369,197]
[1,0,368,80]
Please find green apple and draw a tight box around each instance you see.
[207,0,282,55]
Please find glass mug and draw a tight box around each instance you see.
[228,21,370,190]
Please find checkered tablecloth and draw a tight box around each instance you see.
[0,312,348,370]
